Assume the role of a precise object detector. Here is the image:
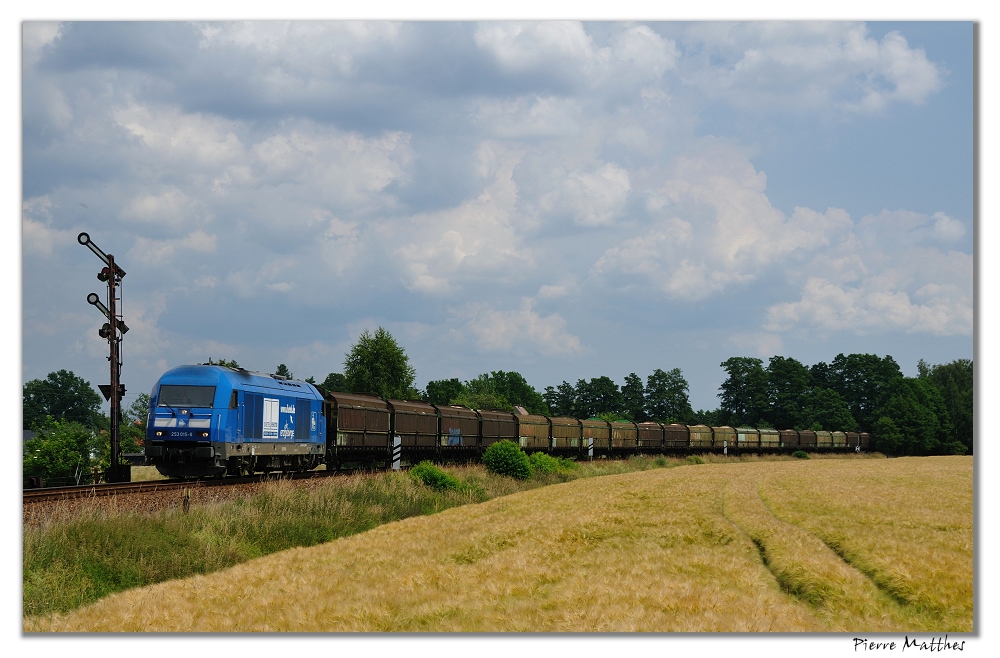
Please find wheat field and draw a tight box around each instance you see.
[24,456,972,632]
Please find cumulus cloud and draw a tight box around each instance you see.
[22,197,69,256]
[22,22,64,68]
[538,162,632,227]
[475,95,584,140]
[114,103,245,168]
[475,22,595,76]
[475,21,678,95]
[456,298,582,356]
[129,230,218,263]
[595,141,853,299]
[765,259,972,337]
[592,137,971,340]
[679,22,944,113]
[763,209,972,337]
[609,25,679,78]
[393,145,531,294]
[855,208,967,250]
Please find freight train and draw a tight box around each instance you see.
[144,364,869,478]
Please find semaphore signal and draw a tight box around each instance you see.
[79,232,130,483]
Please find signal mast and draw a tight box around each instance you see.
[78,232,129,483]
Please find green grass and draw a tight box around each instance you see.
[24,470,490,617]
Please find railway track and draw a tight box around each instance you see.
[22,469,342,504]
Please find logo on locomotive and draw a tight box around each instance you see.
[263,397,299,440]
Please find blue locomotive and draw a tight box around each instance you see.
[144,364,326,477]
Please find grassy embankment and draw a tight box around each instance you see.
[24,454,971,632]
[24,454,701,617]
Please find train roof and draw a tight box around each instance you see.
[154,364,323,400]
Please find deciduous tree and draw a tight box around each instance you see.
[822,353,903,432]
[919,358,973,454]
[621,373,647,422]
[23,370,103,430]
[645,368,694,423]
[543,382,577,417]
[344,327,417,400]
[424,378,465,406]
[319,372,348,393]
[718,357,768,427]
[766,356,811,429]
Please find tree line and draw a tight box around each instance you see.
[716,354,972,456]
[23,326,973,485]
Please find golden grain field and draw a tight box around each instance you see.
[25,456,972,633]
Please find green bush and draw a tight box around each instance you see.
[482,440,532,480]
[528,451,576,475]
[686,455,704,465]
[945,441,968,456]
[410,461,462,491]
[792,450,810,459]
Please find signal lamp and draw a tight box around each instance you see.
[98,267,111,282]
[99,323,112,339]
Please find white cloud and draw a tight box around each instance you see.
[592,137,972,341]
[393,146,531,294]
[854,30,945,111]
[22,22,63,66]
[194,21,403,79]
[765,260,972,337]
[596,142,852,299]
[932,212,966,241]
[681,22,944,113]
[114,102,245,168]
[128,230,217,263]
[22,197,68,257]
[475,21,595,75]
[609,25,679,78]
[475,22,678,94]
[249,125,413,208]
[456,298,582,356]
[538,162,632,227]
[122,188,207,228]
[855,208,967,250]
[475,95,584,140]
[114,104,413,214]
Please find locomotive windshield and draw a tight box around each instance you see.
[158,385,217,408]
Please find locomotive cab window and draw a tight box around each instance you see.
[157,385,217,408]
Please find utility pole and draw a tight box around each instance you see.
[78,232,129,483]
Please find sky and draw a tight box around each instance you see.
[19,17,975,413]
